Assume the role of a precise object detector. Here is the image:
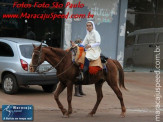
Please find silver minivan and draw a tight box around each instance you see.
[0,37,58,94]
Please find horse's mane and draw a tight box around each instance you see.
[46,46,68,57]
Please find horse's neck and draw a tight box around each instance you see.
[45,47,71,70]
[52,48,65,57]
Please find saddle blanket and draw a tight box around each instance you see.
[74,46,103,74]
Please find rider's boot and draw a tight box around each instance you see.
[76,70,84,81]
[76,58,89,81]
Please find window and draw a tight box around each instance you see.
[0,42,14,57]
[158,33,163,42]
[128,0,154,12]
[0,0,64,48]
[19,45,34,59]
[19,44,46,58]
[137,33,155,44]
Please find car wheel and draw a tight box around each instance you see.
[41,84,57,93]
[2,74,19,94]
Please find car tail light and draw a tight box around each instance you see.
[20,59,28,71]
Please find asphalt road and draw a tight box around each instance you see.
[0,72,162,122]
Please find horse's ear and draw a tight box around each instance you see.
[33,44,36,48]
[38,40,43,49]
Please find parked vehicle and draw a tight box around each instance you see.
[124,28,163,70]
[0,37,58,94]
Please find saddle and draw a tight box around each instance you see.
[73,46,108,74]
[100,53,108,63]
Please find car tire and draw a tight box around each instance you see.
[2,74,19,94]
[41,84,57,93]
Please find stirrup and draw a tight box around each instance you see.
[76,72,84,81]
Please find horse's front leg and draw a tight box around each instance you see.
[63,81,73,118]
[54,82,67,115]
[88,82,103,117]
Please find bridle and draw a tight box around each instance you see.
[30,46,75,74]
[29,46,43,72]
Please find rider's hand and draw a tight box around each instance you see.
[70,41,76,47]
[85,44,91,49]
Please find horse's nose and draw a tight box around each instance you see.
[29,66,34,72]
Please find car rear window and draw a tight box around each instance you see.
[0,42,14,57]
[19,45,46,59]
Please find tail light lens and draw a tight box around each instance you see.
[20,59,28,71]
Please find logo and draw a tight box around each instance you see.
[2,105,33,121]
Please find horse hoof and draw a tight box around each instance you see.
[87,113,94,117]
[62,109,67,115]
[120,112,125,118]
[62,114,69,118]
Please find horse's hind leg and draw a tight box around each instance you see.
[54,82,67,115]
[107,80,126,117]
[88,82,103,117]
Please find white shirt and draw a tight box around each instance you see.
[81,29,101,60]
[82,29,101,47]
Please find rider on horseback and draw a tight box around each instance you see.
[71,21,101,81]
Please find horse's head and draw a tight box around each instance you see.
[29,43,45,72]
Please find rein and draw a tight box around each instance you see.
[29,47,42,71]
[32,47,74,77]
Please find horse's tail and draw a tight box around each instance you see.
[113,60,127,90]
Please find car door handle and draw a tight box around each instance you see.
[149,44,154,47]
[149,45,159,48]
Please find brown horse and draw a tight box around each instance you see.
[29,44,126,118]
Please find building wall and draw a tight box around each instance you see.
[116,0,128,66]
[63,0,128,66]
